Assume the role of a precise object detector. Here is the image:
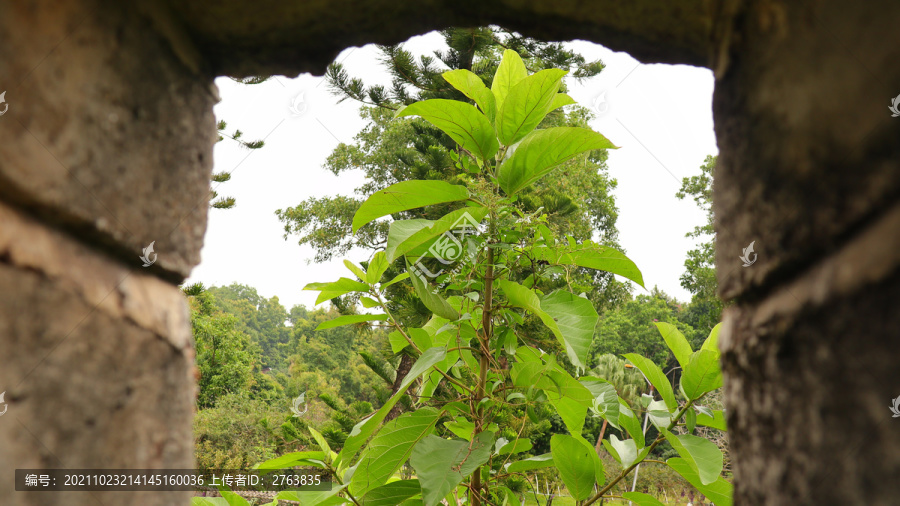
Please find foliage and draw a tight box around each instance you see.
[590,354,648,411]
[208,284,293,370]
[274,28,628,314]
[675,155,723,335]
[187,288,256,409]
[590,289,700,369]
[258,49,731,506]
[211,119,264,210]
[194,393,281,474]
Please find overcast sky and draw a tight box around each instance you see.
[185,32,718,310]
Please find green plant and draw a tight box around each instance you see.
[256,49,731,506]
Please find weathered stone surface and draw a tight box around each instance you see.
[166,0,715,76]
[713,0,900,301]
[0,0,898,504]
[712,1,900,503]
[0,0,217,281]
[0,201,195,505]
[720,201,900,503]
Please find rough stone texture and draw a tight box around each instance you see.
[1,0,898,504]
[166,0,717,76]
[713,0,900,302]
[0,201,196,505]
[0,0,217,281]
[719,202,900,504]
[712,0,900,503]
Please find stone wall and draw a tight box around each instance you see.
[1,0,897,504]
[0,1,214,504]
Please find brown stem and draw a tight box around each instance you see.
[385,354,413,423]
[470,216,496,506]
[595,419,608,454]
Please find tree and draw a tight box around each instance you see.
[258,49,730,506]
[208,283,292,369]
[210,77,268,209]
[591,288,701,369]
[186,287,256,408]
[274,27,627,311]
[676,155,722,335]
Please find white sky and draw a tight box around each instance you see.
[186,32,717,310]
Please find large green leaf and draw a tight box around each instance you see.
[549,396,587,437]
[506,453,555,473]
[217,489,251,506]
[497,127,616,195]
[681,349,723,400]
[442,69,496,123]
[308,426,332,458]
[581,378,620,429]
[667,458,732,506]
[496,69,566,145]
[366,251,389,285]
[608,434,638,467]
[530,241,643,288]
[647,399,673,431]
[385,207,487,263]
[191,498,230,506]
[409,269,459,321]
[548,93,576,113]
[622,492,666,505]
[254,450,326,472]
[276,483,348,505]
[350,408,441,496]
[316,314,388,330]
[352,180,470,233]
[539,290,598,370]
[410,432,494,506]
[654,322,693,370]
[511,362,592,408]
[701,323,722,353]
[664,432,724,485]
[497,438,533,455]
[384,220,431,262]
[623,353,677,411]
[696,409,727,431]
[491,49,528,113]
[360,480,422,506]
[551,434,596,501]
[396,100,499,161]
[499,281,594,369]
[336,347,447,470]
[305,277,370,305]
[617,401,645,448]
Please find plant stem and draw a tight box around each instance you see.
[329,463,362,506]
[471,214,496,506]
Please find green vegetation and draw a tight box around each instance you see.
[248,48,729,506]
[190,31,727,506]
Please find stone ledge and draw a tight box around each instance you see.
[0,200,193,353]
[0,0,216,281]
